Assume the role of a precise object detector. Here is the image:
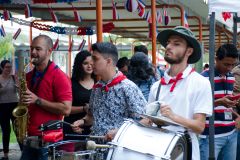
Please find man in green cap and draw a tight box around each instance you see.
[147,26,213,159]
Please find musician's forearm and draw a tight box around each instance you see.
[38,99,71,116]
[171,113,206,134]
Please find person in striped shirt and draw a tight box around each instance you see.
[199,43,239,160]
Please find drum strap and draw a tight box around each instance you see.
[155,83,161,101]
[184,131,192,160]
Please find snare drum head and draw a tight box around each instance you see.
[107,120,190,160]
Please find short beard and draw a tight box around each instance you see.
[164,49,187,64]
[164,56,184,64]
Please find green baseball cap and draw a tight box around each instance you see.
[157,26,202,64]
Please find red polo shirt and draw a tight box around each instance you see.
[26,62,72,136]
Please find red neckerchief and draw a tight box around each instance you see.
[161,68,195,92]
[93,72,126,92]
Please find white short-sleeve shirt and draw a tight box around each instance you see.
[148,65,213,160]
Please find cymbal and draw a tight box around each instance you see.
[141,114,182,127]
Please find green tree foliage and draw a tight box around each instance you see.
[0,36,15,59]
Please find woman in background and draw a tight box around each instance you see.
[0,60,19,160]
[127,52,157,101]
[64,50,95,139]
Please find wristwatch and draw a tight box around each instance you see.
[35,98,42,106]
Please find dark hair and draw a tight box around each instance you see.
[216,44,239,60]
[203,63,209,69]
[1,60,10,69]
[0,60,10,74]
[116,57,129,69]
[72,50,95,81]
[33,35,53,49]
[134,45,148,55]
[127,52,154,81]
[92,42,118,65]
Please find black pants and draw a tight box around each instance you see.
[0,102,18,153]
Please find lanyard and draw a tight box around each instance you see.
[30,61,52,95]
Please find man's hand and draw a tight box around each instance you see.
[160,104,176,120]
[105,129,118,141]
[215,95,237,107]
[139,117,152,126]
[71,119,84,134]
[22,88,38,105]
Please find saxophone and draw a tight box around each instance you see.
[12,64,29,144]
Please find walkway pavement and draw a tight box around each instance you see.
[0,143,21,160]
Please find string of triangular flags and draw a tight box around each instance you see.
[52,37,86,51]
[7,3,83,23]
[0,0,81,4]
[0,22,22,40]
[0,12,115,36]
[124,0,173,25]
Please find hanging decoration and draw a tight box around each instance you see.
[24,4,32,18]
[3,10,12,21]
[184,10,189,28]
[33,0,80,3]
[12,28,21,40]
[53,38,59,50]
[102,22,115,33]
[0,0,82,4]
[0,25,6,37]
[70,3,82,22]
[137,0,145,18]
[163,8,171,25]
[112,0,119,20]
[145,11,152,24]
[78,39,86,51]
[222,12,231,21]
[73,8,82,22]
[125,0,138,13]
[0,15,114,35]
[156,9,162,24]
[48,6,58,23]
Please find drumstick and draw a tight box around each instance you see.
[65,134,105,139]
[86,140,111,150]
[62,121,72,126]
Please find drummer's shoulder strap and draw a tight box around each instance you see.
[155,82,161,101]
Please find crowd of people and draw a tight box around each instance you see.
[0,26,240,160]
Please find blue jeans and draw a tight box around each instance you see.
[20,145,48,160]
[237,130,240,160]
[199,131,237,160]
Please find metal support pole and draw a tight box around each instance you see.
[96,0,103,42]
[233,13,238,46]
[208,12,216,160]
[151,0,157,66]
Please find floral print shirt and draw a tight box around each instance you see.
[89,71,146,136]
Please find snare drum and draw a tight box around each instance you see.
[107,120,191,160]
[48,140,96,160]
